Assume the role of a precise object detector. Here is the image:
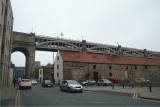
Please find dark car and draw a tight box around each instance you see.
[42,80,53,87]
[60,80,83,93]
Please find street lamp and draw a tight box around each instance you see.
[131,66,134,88]
[51,72,54,84]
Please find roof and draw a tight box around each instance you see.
[44,64,54,68]
[59,50,160,66]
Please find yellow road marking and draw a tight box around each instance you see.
[132,93,160,102]
[15,87,20,107]
[135,93,138,99]
[132,93,136,99]
[15,87,18,107]
[132,93,138,99]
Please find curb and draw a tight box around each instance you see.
[84,89,160,101]
[138,93,160,101]
[83,89,134,95]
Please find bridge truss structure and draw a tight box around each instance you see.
[35,35,160,59]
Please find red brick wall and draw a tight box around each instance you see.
[43,68,54,80]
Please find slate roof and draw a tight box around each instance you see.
[59,50,160,66]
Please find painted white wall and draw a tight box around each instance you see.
[9,68,14,85]
[38,68,43,83]
[54,50,63,84]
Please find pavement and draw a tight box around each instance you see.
[0,84,18,107]
[83,84,160,101]
[0,84,160,106]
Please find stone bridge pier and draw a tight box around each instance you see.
[12,32,36,77]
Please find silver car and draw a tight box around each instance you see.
[81,79,96,86]
[97,79,113,86]
[19,79,32,89]
[60,80,83,93]
[31,79,38,85]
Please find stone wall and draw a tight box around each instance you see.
[12,32,36,76]
[63,62,160,83]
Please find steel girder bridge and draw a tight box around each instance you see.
[35,35,160,59]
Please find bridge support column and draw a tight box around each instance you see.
[144,49,148,58]
[118,45,122,55]
[25,48,35,78]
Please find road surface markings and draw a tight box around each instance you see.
[132,93,160,102]
[132,93,138,99]
[15,87,20,107]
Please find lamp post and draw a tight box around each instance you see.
[51,72,54,84]
[131,66,134,88]
[88,63,89,79]
[149,66,152,92]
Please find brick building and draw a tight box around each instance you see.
[0,0,14,89]
[54,50,160,84]
[39,63,54,83]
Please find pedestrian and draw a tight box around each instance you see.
[13,78,16,87]
[53,78,55,85]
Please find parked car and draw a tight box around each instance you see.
[81,79,96,86]
[42,80,53,87]
[31,79,38,85]
[60,80,83,93]
[97,79,113,86]
[19,79,32,89]
[100,77,109,79]
[135,78,150,84]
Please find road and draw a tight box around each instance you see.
[19,84,160,106]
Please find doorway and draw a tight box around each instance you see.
[93,72,98,83]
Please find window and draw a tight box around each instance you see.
[93,65,96,69]
[7,21,9,29]
[57,73,59,77]
[109,66,112,69]
[2,3,4,15]
[57,56,59,60]
[126,66,128,70]
[145,66,147,70]
[57,65,59,69]
[6,38,7,47]
[10,11,12,19]
[40,70,42,74]
[0,27,2,37]
[109,72,112,76]
[8,5,10,14]
[9,26,10,34]
[135,66,137,69]
[8,41,9,49]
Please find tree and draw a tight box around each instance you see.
[34,67,40,79]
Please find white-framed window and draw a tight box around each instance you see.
[40,70,42,74]
[57,73,59,77]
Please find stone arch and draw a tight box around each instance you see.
[12,47,30,76]
[12,31,36,77]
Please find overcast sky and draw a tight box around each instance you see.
[11,0,160,67]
